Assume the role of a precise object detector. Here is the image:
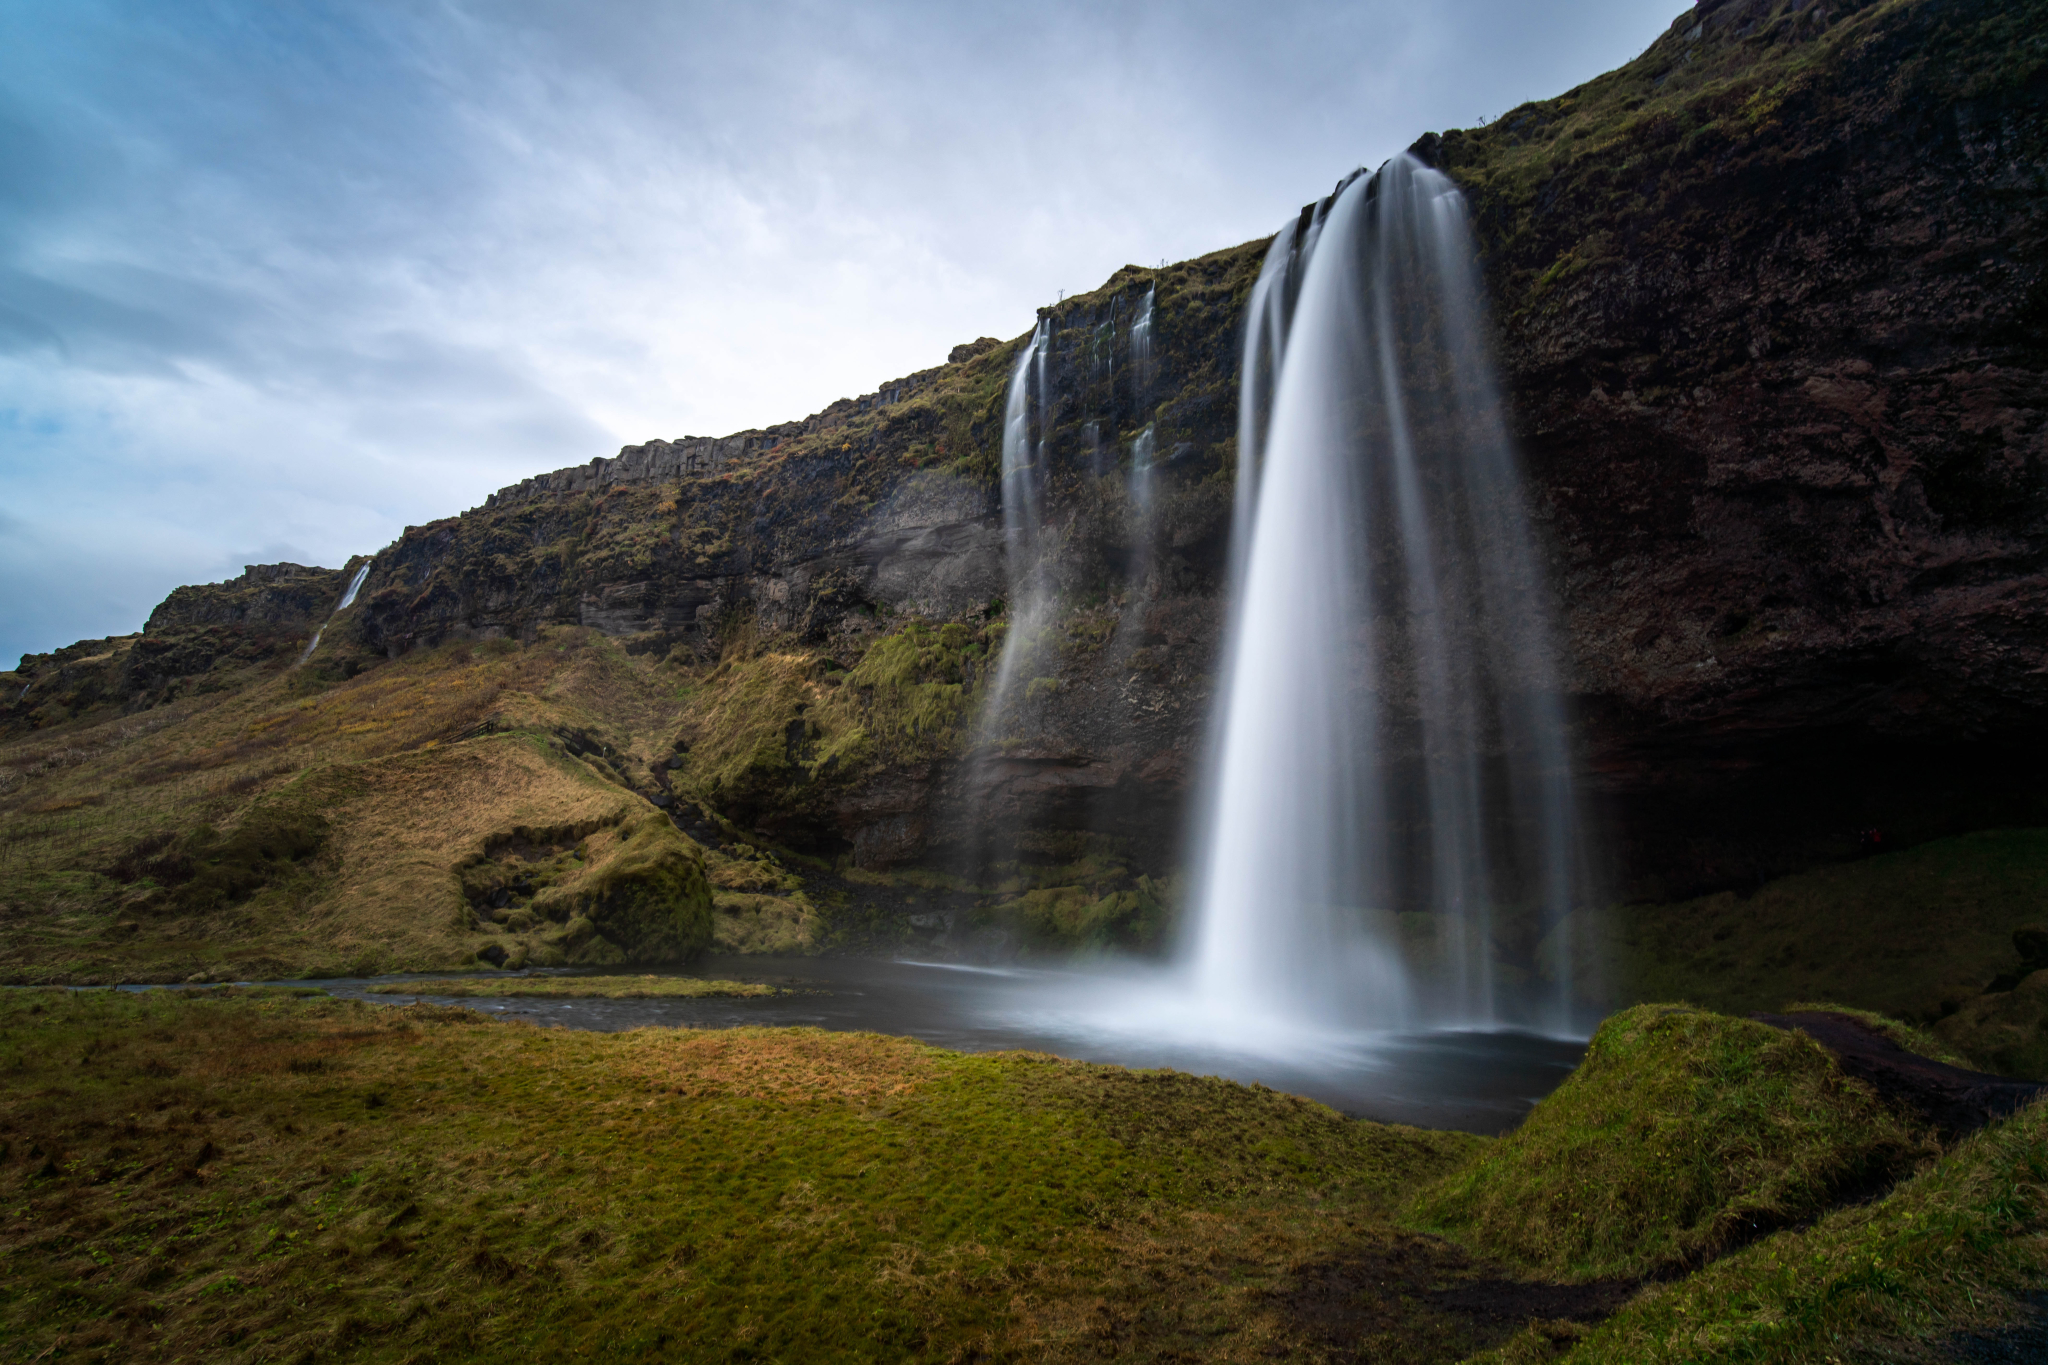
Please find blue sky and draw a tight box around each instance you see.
[0,0,1680,664]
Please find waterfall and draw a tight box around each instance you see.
[1185,155,1587,1032]
[1126,286,1159,593]
[1129,286,1155,410]
[335,562,369,611]
[1125,423,1159,605]
[298,561,372,666]
[974,320,1054,746]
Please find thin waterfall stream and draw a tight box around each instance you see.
[297,561,371,665]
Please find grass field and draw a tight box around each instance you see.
[2,989,2045,1363]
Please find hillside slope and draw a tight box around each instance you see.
[2,0,2044,988]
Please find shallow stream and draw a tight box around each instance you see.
[258,955,1582,1135]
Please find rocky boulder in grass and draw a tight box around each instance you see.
[531,812,712,963]
[1404,1004,1938,1281]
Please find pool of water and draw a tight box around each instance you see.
[265,955,1583,1135]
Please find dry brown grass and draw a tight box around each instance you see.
[302,735,638,969]
[614,1025,936,1102]
[0,632,695,981]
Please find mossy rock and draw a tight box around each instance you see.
[1404,1003,1935,1280]
[1005,879,1166,951]
[531,813,712,963]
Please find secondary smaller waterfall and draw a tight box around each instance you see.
[1185,155,1589,1034]
[1126,287,1160,593]
[974,320,1053,746]
[298,561,371,666]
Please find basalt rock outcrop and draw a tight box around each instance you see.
[7,0,2044,902]
[6,562,355,729]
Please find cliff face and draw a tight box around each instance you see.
[4,563,353,730]
[7,0,2043,903]
[1438,0,2048,889]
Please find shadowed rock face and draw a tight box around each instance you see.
[1450,0,2048,892]
[9,0,2043,902]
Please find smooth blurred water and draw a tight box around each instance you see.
[245,955,1583,1135]
[1187,154,1592,1035]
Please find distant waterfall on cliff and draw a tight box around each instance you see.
[1126,287,1160,590]
[335,562,369,611]
[1186,155,1588,1032]
[975,320,1054,746]
[297,561,371,666]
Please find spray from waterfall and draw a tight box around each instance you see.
[1185,155,1589,1033]
[298,561,371,666]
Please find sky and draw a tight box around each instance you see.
[0,0,1681,665]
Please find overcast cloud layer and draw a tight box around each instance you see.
[0,0,1679,663]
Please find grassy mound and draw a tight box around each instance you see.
[1498,1094,2048,1363]
[528,811,713,963]
[1406,1004,1934,1280]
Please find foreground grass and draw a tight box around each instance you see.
[0,988,1486,1363]
[367,974,780,999]
[1494,1096,2048,1363]
[8,990,2045,1363]
[1406,1005,1935,1280]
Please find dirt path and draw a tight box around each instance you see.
[1753,1011,2046,1140]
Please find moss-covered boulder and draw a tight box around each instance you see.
[1405,1003,1935,1280]
[531,813,712,963]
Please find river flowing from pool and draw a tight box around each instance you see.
[252,957,1582,1134]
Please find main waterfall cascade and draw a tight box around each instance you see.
[1187,155,1591,1034]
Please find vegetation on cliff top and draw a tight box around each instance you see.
[1429,0,2048,328]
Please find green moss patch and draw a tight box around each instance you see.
[528,812,712,963]
[1406,1004,1934,1280]
[1522,1093,2048,1363]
